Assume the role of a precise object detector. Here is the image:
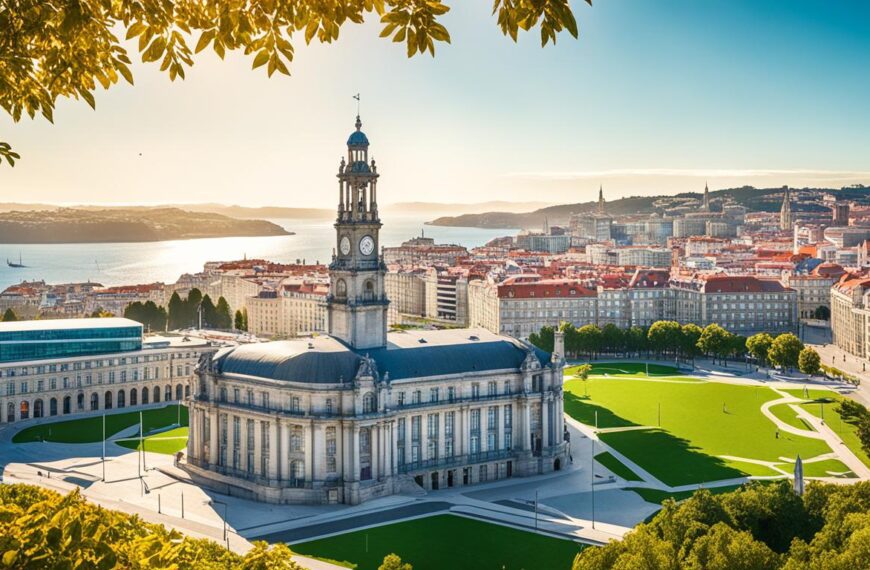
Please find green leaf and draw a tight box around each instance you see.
[195,30,215,53]
[252,49,270,69]
[125,23,146,40]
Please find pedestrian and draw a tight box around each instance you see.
[775,429,779,439]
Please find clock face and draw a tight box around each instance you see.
[339,236,351,256]
[359,235,375,256]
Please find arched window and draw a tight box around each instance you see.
[117,389,126,408]
[363,392,376,414]
[142,387,149,404]
[336,279,347,299]
[49,398,57,416]
[153,386,160,403]
[219,387,227,402]
[7,402,14,422]
[104,391,113,409]
[184,384,190,398]
[291,426,304,452]
[33,399,43,418]
[77,393,84,410]
[19,400,29,420]
[130,388,138,406]
[165,385,172,401]
[363,280,375,301]
[176,384,183,400]
[63,396,71,415]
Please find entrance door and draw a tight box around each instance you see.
[447,470,454,487]
[431,472,439,490]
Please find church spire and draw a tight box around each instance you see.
[780,185,792,231]
[702,181,710,212]
[597,185,605,215]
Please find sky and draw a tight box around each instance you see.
[2,0,870,209]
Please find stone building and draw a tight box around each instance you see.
[184,116,568,505]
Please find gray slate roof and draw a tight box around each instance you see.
[211,328,550,384]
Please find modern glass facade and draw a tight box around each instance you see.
[0,319,143,362]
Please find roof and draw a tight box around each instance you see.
[629,269,671,288]
[347,130,369,146]
[0,317,142,333]
[700,276,790,294]
[497,279,596,299]
[211,328,550,384]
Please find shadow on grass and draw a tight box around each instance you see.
[564,391,639,429]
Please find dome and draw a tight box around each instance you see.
[347,130,369,146]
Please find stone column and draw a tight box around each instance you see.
[281,421,290,481]
[342,423,352,482]
[352,426,361,481]
[542,395,551,449]
[239,415,248,474]
[254,420,263,476]
[521,399,531,451]
[437,412,446,460]
[463,407,471,456]
[208,411,219,465]
[305,421,315,485]
[421,415,430,463]
[372,423,380,480]
[389,421,397,475]
[497,405,505,453]
[403,415,412,467]
[268,419,278,480]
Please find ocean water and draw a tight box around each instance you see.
[0,216,514,290]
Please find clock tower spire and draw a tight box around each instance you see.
[327,114,388,349]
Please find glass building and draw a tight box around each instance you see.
[0,318,143,363]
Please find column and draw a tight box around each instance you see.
[421,415,429,464]
[521,400,531,451]
[268,420,278,480]
[208,411,219,465]
[372,423,380,480]
[239,415,248,474]
[281,421,291,481]
[542,396,550,449]
[497,406,505,454]
[187,408,197,461]
[403,415,412,467]
[352,426,361,481]
[462,407,470,456]
[305,421,314,485]
[390,421,398,475]
[254,420,263,476]
[437,412,446,460]
[342,423,352,481]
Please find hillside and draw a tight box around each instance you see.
[0,208,290,243]
[428,186,869,229]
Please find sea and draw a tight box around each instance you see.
[0,216,514,290]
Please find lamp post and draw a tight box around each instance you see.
[591,437,596,530]
[207,499,229,543]
[101,413,106,482]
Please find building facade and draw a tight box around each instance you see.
[0,318,212,425]
[831,273,870,359]
[185,116,568,505]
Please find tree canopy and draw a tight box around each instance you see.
[1,0,591,166]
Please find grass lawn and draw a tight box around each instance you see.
[781,388,870,469]
[566,362,682,377]
[12,405,188,444]
[564,378,832,486]
[626,484,742,505]
[290,514,585,570]
[595,452,643,481]
[116,426,189,455]
[768,403,814,431]
[800,458,855,478]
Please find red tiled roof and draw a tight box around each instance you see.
[497,279,597,299]
[629,269,670,288]
[700,275,789,294]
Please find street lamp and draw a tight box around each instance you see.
[206,499,229,543]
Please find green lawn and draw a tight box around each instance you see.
[781,388,870,469]
[768,403,814,431]
[594,452,643,481]
[290,515,585,570]
[12,405,188,444]
[566,362,682,377]
[116,426,189,455]
[564,379,832,486]
[800,458,855,478]
[626,484,742,505]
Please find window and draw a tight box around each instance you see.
[429,387,439,403]
[291,397,301,413]
[488,381,497,396]
[326,398,334,414]
[291,426,304,451]
[363,392,376,414]
[471,383,480,400]
[447,387,455,402]
[397,392,405,406]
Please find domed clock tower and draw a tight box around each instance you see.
[327,115,389,350]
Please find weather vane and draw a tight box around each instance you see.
[353,93,360,115]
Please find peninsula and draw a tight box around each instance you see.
[0,208,291,243]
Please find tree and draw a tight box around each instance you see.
[768,333,803,371]
[730,335,747,360]
[647,320,681,357]
[167,291,185,329]
[124,300,167,332]
[574,363,593,380]
[798,348,821,376]
[529,325,555,352]
[200,294,216,328]
[813,306,831,321]
[746,333,774,366]
[89,308,114,318]
[681,323,703,362]
[215,296,233,329]
[0,1,590,165]
[626,326,648,357]
[576,324,603,358]
[1,308,18,322]
[697,324,730,364]
[601,323,624,354]
[234,309,248,332]
[379,554,413,570]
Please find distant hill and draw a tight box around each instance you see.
[428,186,870,229]
[0,202,334,220]
[0,208,290,243]
[382,201,553,216]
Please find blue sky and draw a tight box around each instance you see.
[2,0,869,207]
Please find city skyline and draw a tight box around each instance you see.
[2,0,870,208]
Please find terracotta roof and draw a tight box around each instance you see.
[700,275,790,294]
[629,269,670,288]
[497,279,597,299]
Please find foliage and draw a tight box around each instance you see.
[89,308,115,318]
[529,325,555,352]
[697,324,732,362]
[747,333,774,366]
[235,308,249,331]
[601,323,625,353]
[819,363,860,385]
[574,481,870,570]
[167,288,204,329]
[681,323,703,359]
[215,296,233,329]
[379,553,413,570]
[574,363,593,380]
[0,484,304,569]
[798,348,821,376]
[0,0,591,165]
[813,305,831,320]
[124,300,168,332]
[576,324,603,357]
[835,399,870,457]
[647,320,681,356]
[1,308,17,322]
[767,334,803,370]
